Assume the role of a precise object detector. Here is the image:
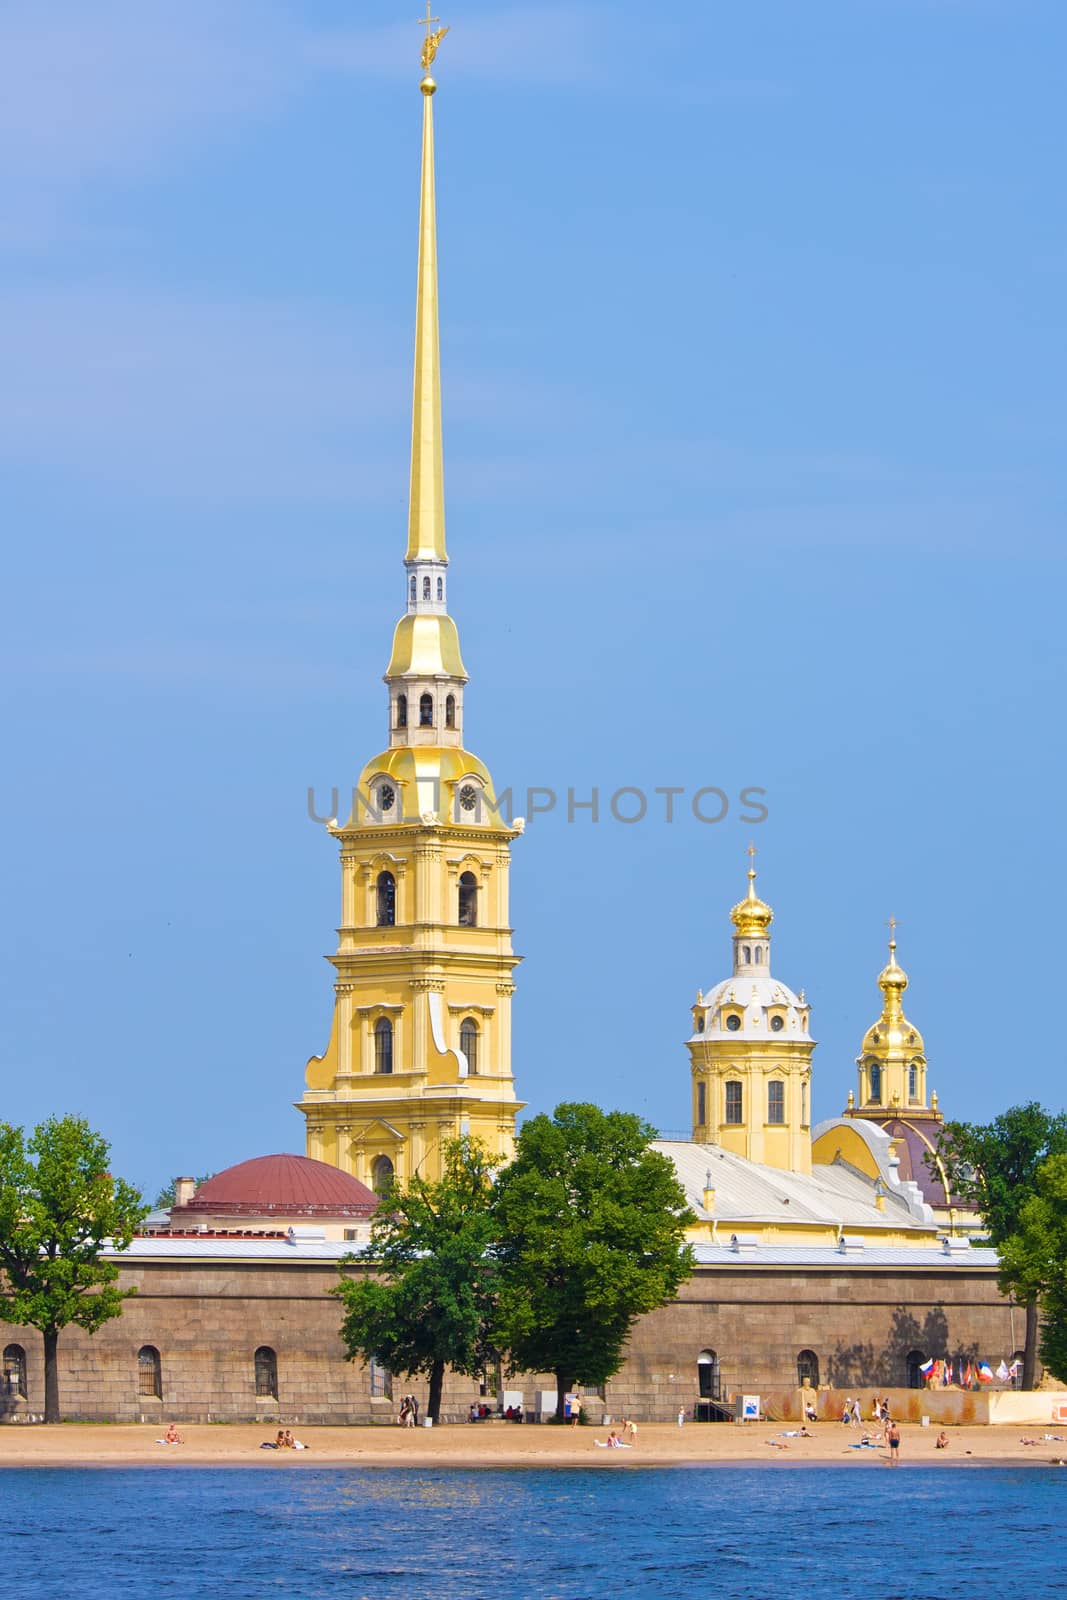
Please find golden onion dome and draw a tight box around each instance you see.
[878,938,909,996]
[730,864,774,938]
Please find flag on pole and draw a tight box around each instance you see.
[977,1361,995,1383]
[963,1361,973,1388]
[919,1357,937,1378]
[1008,1359,1022,1377]
[996,1360,1010,1382]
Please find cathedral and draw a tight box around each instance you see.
[0,40,1030,1426]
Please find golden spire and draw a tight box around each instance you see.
[878,916,908,1013]
[407,7,449,564]
[730,843,774,938]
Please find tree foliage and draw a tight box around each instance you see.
[934,1103,1067,1388]
[998,1154,1067,1384]
[333,1138,502,1422]
[0,1116,148,1421]
[493,1103,694,1420]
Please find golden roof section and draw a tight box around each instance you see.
[730,848,774,938]
[386,614,468,679]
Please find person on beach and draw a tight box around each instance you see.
[804,1401,817,1423]
[570,1394,582,1427]
[677,1406,686,1427]
[163,1423,183,1444]
[850,1399,861,1426]
[935,1431,949,1450]
[623,1417,637,1442]
[841,1400,853,1425]
[411,1394,420,1425]
[887,1421,901,1465]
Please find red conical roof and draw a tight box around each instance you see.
[185,1154,377,1218]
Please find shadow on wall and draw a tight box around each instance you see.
[827,1306,955,1388]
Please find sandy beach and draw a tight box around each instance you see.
[1,1420,1064,1470]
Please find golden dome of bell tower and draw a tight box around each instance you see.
[297,19,523,1193]
[688,849,816,1175]
[850,921,929,1116]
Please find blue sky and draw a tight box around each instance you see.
[1,0,1064,1199]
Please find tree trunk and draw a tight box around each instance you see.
[555,1370,572,1424]
[43,1328,60,1423]
[427,1358,445,1424]
[1023,1299,1040,1391]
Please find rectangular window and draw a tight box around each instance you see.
[369,1358,391,1400]
[697,1082,706,1126]
[767,1081,785,1124]
[724,1082,743,1125]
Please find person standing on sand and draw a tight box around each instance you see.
[677,1406,685,1427]
[570,1393,582,1427]
[850,1398,861,1426]
[887,1421,901,1465]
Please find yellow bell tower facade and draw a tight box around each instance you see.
[688,855,815,1175]
[297,38,523,1194]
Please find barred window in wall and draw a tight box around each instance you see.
[460,1018,480,1075]
[374,1017,394,1074]
[458,872,478,926]
[909,1063,918,1100]
[725,1082,743,1124]
[369,1357,392,1399]
[2,1344,27,1399]
[797,1349,819,1388]
[376,871,396,927]
[767,1081,785,1124]
[138,1345,162,1399]
[419,692,434,726]
[869,1063,882,1103]
[255,1346,278,1400]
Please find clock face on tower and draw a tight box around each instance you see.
[770,1015,784,1033]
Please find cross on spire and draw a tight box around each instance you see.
[418,2,449,72]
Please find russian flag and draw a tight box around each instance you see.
[977,1361,995,1383]
[919,1357,937,1377]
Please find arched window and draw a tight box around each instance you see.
[369,1356,392,1399]
[436,577,443,601]
[905,1350,926,1390]
[374,1017,393,1075]
[396,693,407,729]
[2,1344,27,1400]
[458,871,478,927]
[445,694,456,729]
[137,1345,162,1400]
[696,1014,705,1033]
[869,1063,882,1103]
[409,576,416,602]
[767,1081,785,1124]
[743,945,751,963]
[797,1349,819,1388]
[908,1063,918,1100]
[254,1346,278,1400]
[696,1082,706,1126]
[697,1349,720,1401]
[756,946,764,964]
[725,1082,743,1124]
[371,1155,394,1198]
[422,575,431,600]
[460,1018,480,1075]
[376,871,396,927]
[419,693,434,727]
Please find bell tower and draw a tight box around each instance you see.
[297,27,524,1193]
[687,852,815,1175]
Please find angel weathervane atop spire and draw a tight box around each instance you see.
[419,2,450,73]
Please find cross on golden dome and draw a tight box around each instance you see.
[418,1,450,73]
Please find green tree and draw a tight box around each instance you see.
[933,1103,1067,1388]
[0,1116,149,1421]
[494,1102,694,1421]
[998,1154,1067,1384]
[333,1137,501,1423]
